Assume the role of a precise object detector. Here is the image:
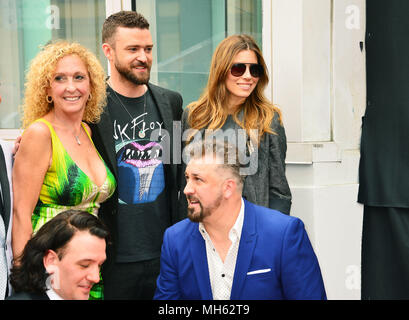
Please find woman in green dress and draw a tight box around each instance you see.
[12,41,116,300]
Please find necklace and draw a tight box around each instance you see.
[108,81,147,139]
[74,134,81,145]
[53,115,82,145]
[71,125,82,145]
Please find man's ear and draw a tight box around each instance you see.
[43,250,62,290]
[43,249,59,274]
[102,43,114,61]
[223,178,237,199]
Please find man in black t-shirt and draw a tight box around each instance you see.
[89,11,184,299]
[107,87,171,263]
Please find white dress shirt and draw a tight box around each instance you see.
[199,198,245,300]
[46,287,64,300]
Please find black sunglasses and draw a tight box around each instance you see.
[230,63,263,78]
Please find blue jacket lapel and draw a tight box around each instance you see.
[189,227,213,300]
[230,200,257,300]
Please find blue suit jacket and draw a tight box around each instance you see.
[154,199,326,300]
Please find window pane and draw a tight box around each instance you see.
[0,0,106,129]
[226,0,263,45]
[135,0,262,108]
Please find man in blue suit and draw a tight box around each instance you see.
[154,140,326,300]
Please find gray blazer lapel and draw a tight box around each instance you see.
[96,110,118,178]
[148,84,176,176]
[148,84,174,136]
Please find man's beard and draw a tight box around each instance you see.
[115,60,151,85]
[187,194,223,223]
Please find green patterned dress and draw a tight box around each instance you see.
[31,118,116,300]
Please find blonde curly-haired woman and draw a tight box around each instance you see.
[12,41,116,299]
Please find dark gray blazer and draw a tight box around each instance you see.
[6,291,49,300]
[181,109,292,214]
[0,142,11,238]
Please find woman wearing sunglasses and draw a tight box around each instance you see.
[181,34,291,214]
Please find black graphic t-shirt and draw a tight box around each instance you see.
[107,86,171,262]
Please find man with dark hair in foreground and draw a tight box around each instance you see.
[7,210,109,300]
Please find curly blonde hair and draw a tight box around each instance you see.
[21,41,107,128]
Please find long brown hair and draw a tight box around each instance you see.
[186,34,282,145]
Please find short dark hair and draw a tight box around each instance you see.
[10,210,110,294]
[102,10,150,45]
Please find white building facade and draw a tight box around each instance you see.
[263,0,366,300]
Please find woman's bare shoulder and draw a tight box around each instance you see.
[20,120,52,151]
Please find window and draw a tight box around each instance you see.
[134,0,262,108]
[0,0,106,130]
[0,0,262,132]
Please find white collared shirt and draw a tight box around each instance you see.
[199,198,245,300]
[46,286,64,300]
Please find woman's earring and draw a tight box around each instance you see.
[46,95,53,103]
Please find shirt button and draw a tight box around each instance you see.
[221,274,225,277]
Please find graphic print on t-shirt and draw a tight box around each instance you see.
[109,89,166,205]
[116,139,164,204]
